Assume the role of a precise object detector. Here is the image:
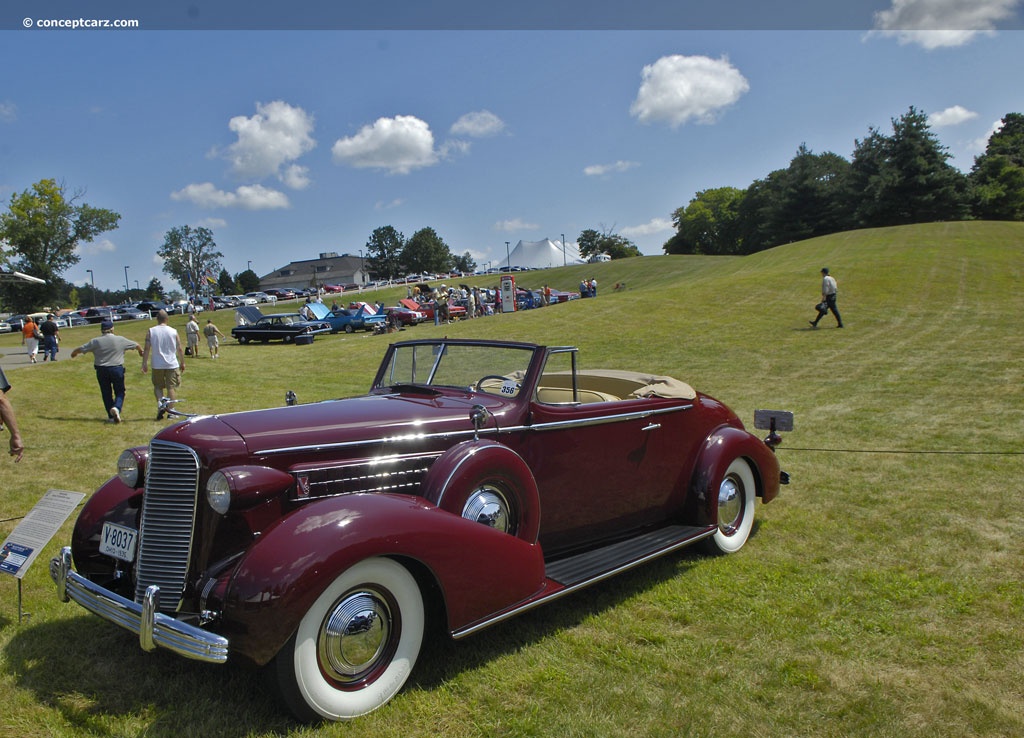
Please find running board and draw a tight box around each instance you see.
[545,524,715,586]
[452,524,715,639]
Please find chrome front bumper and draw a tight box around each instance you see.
[51,547,229,664]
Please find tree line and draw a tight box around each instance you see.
[664,108,1024,255]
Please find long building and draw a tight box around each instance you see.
[258,252,370,292]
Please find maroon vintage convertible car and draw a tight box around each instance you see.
[51,338,790,721]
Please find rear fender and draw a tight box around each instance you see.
[221,492,545,666]
[686,425,780,527]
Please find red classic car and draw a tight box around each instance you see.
[51,338,790,721]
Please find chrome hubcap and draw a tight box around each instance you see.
[319,591,391,680]
[717,476,741,535]
[462,485,512,533]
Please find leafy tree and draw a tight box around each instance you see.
[601,234,641,259]
[665,186,745,254]
[235,269,260,293]
[157,225,223,298]
[0,178,120,311]
[850,106,969,227]
[145,277,164,299]
[365,226,406,280]
[401,227,452,275]
[970,112,1024,220]
[451,251,477,274]
[578,227,641,260]
[577,229,604,259]
[217,268,236,295]
[745,147,855,251]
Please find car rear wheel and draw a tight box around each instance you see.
[704,458,755,555]
[344,324,355,333]
[272,557,424,722]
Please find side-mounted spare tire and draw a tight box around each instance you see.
[420,439,541,544]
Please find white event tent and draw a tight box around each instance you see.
[499,239,584,270]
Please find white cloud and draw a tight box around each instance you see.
[75,238,117,257]
[630,55,749,128]
[171,182,290,210]
[375,198,405,210]
[0,101,16,123]
[280,164,311,190]
[225,100,316,188]
[494,219,540,232]
[621,218,674,238]
[968,118,1005,153]
[584,160,639,177]
[196,217,228,229]
[870,0,1019,49]
[928,105,978,127]
[332,115,439,175]
[450,110,506,137]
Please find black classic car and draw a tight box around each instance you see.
[230,306,331,344]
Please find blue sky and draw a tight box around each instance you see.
[1,1,1023,291]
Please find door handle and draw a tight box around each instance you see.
[641,423,661,432]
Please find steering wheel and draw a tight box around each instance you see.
[475,375,513,394]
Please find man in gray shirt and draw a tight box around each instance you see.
[71,320,144,423]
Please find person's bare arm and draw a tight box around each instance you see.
[0,393,24,462]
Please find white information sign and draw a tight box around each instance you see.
[1,490,85,580]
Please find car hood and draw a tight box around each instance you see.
[211,390,513,455]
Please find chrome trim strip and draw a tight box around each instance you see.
[450,525,716,640]
[527,405,688,433]
[258,404,690,456]
[52,547,229,664]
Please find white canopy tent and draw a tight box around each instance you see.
[499,238,583,270]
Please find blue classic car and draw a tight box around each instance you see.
[317,302,387,334]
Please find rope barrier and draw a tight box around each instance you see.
[783,447,1022,456]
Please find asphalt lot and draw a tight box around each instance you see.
[0,343,36,371]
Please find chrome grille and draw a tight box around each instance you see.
[134,440,200,611]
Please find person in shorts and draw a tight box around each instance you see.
[203,319,225,359]
[141,310,186,420]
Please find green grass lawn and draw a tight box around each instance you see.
[1,221,1022,737]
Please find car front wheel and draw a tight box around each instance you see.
[704,458,755,555]
[272,557,424,722]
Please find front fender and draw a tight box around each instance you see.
[70,477,143,581]
[686,425,780,527]
[221,492,545,666]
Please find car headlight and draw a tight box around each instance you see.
[206,471,232,515]
[117,448,145,488]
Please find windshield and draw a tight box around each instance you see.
[377,342,535,396]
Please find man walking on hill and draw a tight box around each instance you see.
[142,310,186,419]
[810,267,843,328]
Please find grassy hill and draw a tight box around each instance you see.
[1,221,1022,737]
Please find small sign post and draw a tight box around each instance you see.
[1,490,85,624]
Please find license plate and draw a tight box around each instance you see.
[100,522,138,562]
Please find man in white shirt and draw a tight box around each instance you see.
[810,267,843,328]
[142,310,186,419]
